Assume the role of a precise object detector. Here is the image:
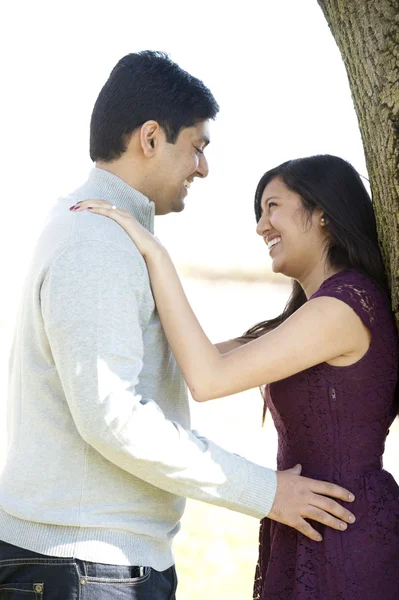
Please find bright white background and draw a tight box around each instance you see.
[1,0,367,292]
[2,4,398,597]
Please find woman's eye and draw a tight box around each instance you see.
[195,147,204,155]
[268,202,277,209]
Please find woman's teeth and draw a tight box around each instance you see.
[267,237,281,250]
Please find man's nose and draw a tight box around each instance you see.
[195,154,209,179]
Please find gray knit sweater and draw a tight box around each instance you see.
[0,168,276,570]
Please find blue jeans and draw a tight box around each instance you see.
[0,540,177,599]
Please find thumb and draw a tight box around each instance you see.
[285,464,302,476]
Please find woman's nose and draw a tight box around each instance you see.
[256,215,269,237]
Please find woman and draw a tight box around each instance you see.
[72,154,399,599]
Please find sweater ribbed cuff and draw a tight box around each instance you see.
[240,462,277,520]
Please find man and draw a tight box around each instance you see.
[0,51,355,599]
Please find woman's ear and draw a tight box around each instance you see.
[312,207,327,228]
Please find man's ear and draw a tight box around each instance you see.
[140,121,161,157]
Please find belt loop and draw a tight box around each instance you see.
[75,558,88,578]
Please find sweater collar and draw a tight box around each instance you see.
[86,168,155,233]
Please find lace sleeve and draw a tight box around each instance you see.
[310,271,378,332]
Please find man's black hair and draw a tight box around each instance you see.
[90,50,219,162]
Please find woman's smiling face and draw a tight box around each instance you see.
[256,177,326,279]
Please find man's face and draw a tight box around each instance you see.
[151,120,210,215]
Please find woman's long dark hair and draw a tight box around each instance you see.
[242,154,391,419]
[244,154,389,340]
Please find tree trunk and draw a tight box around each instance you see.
[317,0,399,327]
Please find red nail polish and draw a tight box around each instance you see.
[69,206,76,211]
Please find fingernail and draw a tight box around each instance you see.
[340,522,347,530]
[348,493,355,501]
[88,207,93,210]
[69,206,76,211]
[349,514,355,523]
[317,535,323,542]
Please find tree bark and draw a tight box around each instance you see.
[317,0,399,327]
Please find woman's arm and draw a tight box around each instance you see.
[215,340,243,354]
[215,337,253,354]
[73,201,365,402]
[144,250,362,401]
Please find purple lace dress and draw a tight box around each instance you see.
[253,270,399,600]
